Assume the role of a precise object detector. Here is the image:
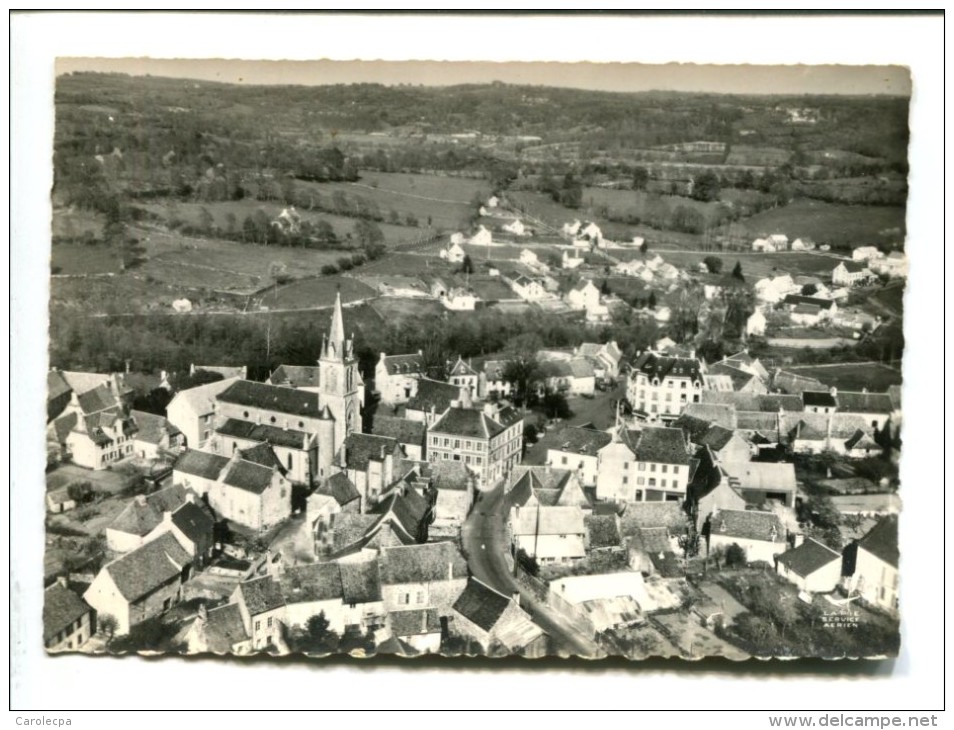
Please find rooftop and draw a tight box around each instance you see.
[105,533,191,602]
[269,364,321,389]
[174,449,230,480]
[453,579,512,633]
[239,575,285,615]
[858,514,899,568]
[709,509,784,543]
[218,380,322,419]
[776,538,842,578]
[380,541,469,585]
[44,582,92,643]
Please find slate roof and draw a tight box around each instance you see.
[838,260,871,274]
[239,576,285,615]
[331,514,382,555]
[44,582,92,643]
[199,603,249,654]
[546,426,613,456]
[77,384,120,415]
[453,579,511,632]
[130,410,180,445]
[236,442,286,473]
[380,541,468,585]
[845,430,878,451]
[626,528,683,578]
[389,608,441,637]
[836,391,894,414]
[174,449,230,480]
[61,370,124,396]
[784,294,836,310]
[512,505,585,537]
[509,467,575,507]
[280,563,344,604]
[632,351,702,383]
[629,426,689,465]
[449,357,478,377]
[316,472,361,507]
[887,385,902,411]
[430,407,510,439]
[50,412,78,445]
[108,484,190,537]
[830,414,874,439]
[758,394,804,412]
[725,462,797,493]
[429,460,472,492]
[218,380,322,418]
[193,365,246,379]
[339,560,382,605]
[482,360,512,381]
[383,489,430,539]
[858,515,899,568]
[171,501,215,555]
[709,509,784,543]
[222,459,277,495]
[406,378,460,414]
[776,538,841,578]
[105,532,191,602]
[707,362,758,391]
[216,418,310,450]
[773,370,827,395]
[380,353,424,376]
[685,401,740,428]
[372,416,426,449]
[343,433,401,471]
[585,514,621,549]
[619,502,688,535]
[169,376,241,416]
[736,411,781,433]
[269,364,321,389]
[697,425,737,452]
[803,391,837,408]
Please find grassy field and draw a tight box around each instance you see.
[136,200,419,247]
[50,243,121,275]
[50,273,200,315]
[298,171,488,232]
[784,362,902,391]
[368,296,445,322]
[359,252,454,276]
[132,227,352,294]
[869,283,905,317]
[255,276,378,310]
[583,187,721,223]
[52,208,105,240]
[660,250,842,280]
[736,199,907,250]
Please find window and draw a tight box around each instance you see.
[299,421,304,429]
[650,464,657,472]
[648,478,656,487]
[255,621,261,631]
[243,411,249,418]
[267,617,273,628]
[270,416,276,424]
[622,476,628,485]
[665,393,671,402]
[475,457,482,465]
[287,454,293,470]
[637,477,645,486]
[623,462,629,471]
[662,464,668,473]
[561,456,568,466]
[661,479,667,487]
[681,382,687,389]
[674,466,680,475]
[635,489,643,501]
[454,439,461,449]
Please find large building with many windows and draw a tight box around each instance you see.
[426,390,523,491]
[595,426,691,503]
[627,350,705,422]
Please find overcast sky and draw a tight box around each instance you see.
[56,57,910,96]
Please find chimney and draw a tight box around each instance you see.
[185,492,196,504]
[459,387,473,409]
[135,494,147,507]
[56,575,68,589]
[512,592,521,608]
[198,603,208,622]
[447,561,454,581]
[338,443,347,469]
[125,359,131,374]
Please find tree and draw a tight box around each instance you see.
[691,170,721,202]
[632,167,650,192]
[703,255,724,274]
[98,613,118,639]
[600,279,611,296]
[67,481,94,504]
[647,291,657,309]
[501,334,544,408]
[460,254,474,275]
[801,283,819,296]
[725,543,747,568]
[732,261,745,281]
[640,239,649,255]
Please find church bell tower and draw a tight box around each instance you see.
[319,291,362,449]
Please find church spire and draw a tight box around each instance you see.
[328,291,346,360]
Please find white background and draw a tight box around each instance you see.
[8,11,946,718]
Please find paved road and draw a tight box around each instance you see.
[460,482,603,659]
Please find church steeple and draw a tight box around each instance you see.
[327,291,347,360]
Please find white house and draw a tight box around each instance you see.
[502,219,528,236]
[442,288,478,311]
[511,504,586,564]
[469,226,492,247]
[754,274,797,304]
[166,376,242,449]
[850,515,899,615]
[852,246,883,262]
[562,220,582,237]
[519,249,540,268]
[439,239,466,263]
[562,250,584,270]
[869,251,907,279]
[627,350,705,421]
[565,280,601,314]
[706,508,786,564]
[615,259,654,281]
[509,275,549,302]
[746,309,767,337]
[832,261,873,287]
[44,579,94,652]
[545,427,613,488]
[775,537,843,594]
[375,351,425,406]
[752,237,776,253]
[595,426,690,503]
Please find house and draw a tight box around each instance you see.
[380,541,469,615]
[869,251,907,278]
[615,259,654,281]
[84,532,193,636]
[746,309,767,337]
[543,426,613,487]
[776,538,843,594]
[790,238,816,251]
[166,376,242,449]
[549,572,662,631]
[308,471,363,528]
[562,220,582,237]
[790,303,824,326]
[829,493,902,518]
[852,246,883,262]
[425,390,523,491]
[44,578,95,652]
[618,501,688,575]
[439,239,466,263]
[584,513,622,552]
[428,460,477,526]
[267,364,322,393]
[674,415,752,467]
[127,410,182,460]
[207,452,293,531]
[772,369,828,395]
[562,250,584,270]
[768,234,789,250]
[47,369,133,423]
[106,483,195,552]
[441,288,478,311]
[544,358,596,397]
[172,449,230,497]
[851,515,899,615]
[451,579,546,656]
[405,378,461,426]
[371,416,426,461]
[447,356,479,394]
[705,362,768,394]
[722,461,797,508]
[210,418,317,486]
[232,575,287,652]
[185,602,252,655]
[508,466,588,511]
[627,350,705,422]
[519,248,540,268]
[783,294,838,320]
[469,226,492,247]
[278,562,347,635]
[575,341,623,379]
[478,360,513,399]
[335,432,405,507]
[686,447,748,531]
[832,261,873,287]
[511,504,586,564]
[47,384,138,470]
[751,237,776,253]
[595,426,690,503]
[565,280,609,322]
[509,275,549,302]
[386,608,442,654]
[755,273,799,303]
[705,508,786,564]
[375,352,425,405]
[835,390,895,430]
[502,219,528,236]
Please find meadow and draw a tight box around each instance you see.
[255,275,378,310]
[783,362,902,391]
[50,243,121,275]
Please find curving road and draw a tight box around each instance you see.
[461,482,603,659]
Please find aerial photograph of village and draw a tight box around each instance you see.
[42,58,908,663]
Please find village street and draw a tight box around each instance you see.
[460,482,603,658]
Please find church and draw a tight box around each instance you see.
[204,292,365,487]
